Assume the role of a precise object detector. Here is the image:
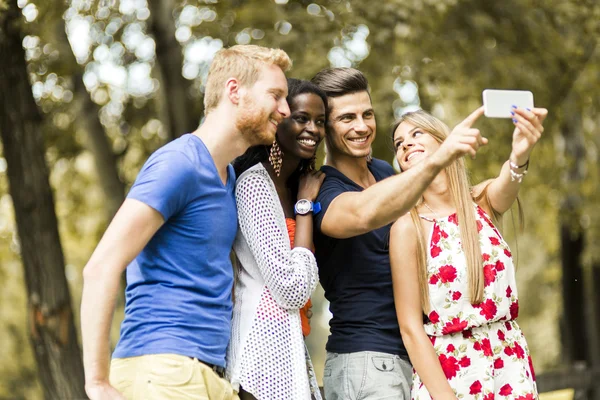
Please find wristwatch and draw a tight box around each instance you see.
[294,199,321,215]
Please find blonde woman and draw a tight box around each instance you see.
[390,106,547,400]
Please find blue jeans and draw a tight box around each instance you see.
[323,351,412,400]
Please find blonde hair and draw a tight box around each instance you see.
[204,45,292,114]
[392,110,485,313]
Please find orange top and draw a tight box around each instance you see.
[286,218,312,337]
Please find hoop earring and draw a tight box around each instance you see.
[269,140,283,177]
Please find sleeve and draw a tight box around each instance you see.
[127,151,196,221]
[235,170,319,310]
[313,176,347,233]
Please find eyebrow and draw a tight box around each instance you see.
[269,88,287,96]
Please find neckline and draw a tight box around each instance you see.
[321,159,380,190]
[188,134,233,189]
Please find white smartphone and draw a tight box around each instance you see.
[482,89,534,118]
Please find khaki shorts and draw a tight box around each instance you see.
[110,353,239,400]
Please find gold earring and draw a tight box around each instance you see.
[269,140,283,177]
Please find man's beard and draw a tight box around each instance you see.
[235,96,275,145]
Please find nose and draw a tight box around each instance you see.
[278,99,290,118]
[354,117,368,134]
[305,120,317,133]
[402,139,414,151]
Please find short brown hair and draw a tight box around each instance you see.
[204,45,292,114]
[311,67,369,99]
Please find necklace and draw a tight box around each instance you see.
[422,201,438,216]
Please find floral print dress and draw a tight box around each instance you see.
[412,205,538,400]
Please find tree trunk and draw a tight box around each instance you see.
[0,4,86,399]
[147,0,198,141]
[55,24,125,219]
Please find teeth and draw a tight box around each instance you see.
[270,119,278,126]
[349,137,368,143]
[298,139,317,146]
[407,151,423,161]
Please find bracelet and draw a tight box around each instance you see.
[509,159,529,170]
[509,159,529,183]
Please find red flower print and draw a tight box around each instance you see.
[504,248,512,257]
[514,342,525,359]
[497,329,505,341]
[439,265,457,283]
[481,338,493,357]
[428,310,440,324]
[431,245,442,258]
[431,224,441,245]
[446,344,456,353]
[442,317,468,335]
[495,260,505,271]
[477,220,483,232]
[482,253,491,261]
[429,274,439,284]
[506,286,512,298]
[475,298,498,320]
[462,329,473,339]
[489,236,500,245]
[448,214,458,225]
[494,358,504,369]
[510,300,519,319]
[528,355,536,381]
[504,346,514,356]
[438,354,460,379]
[483,394,494,400]
[473,341,481,351]
[429,336,436,346]
[515,395,536,400]
[483,264,497,287]
[469,380,482,395]
[459,356,470,368]
[441,230,448,238]
[452,291,462,301]
[505,321,513,331]
[499,384,513,396]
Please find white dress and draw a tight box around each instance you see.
[226,163,321,400]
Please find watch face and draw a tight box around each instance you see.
[295,199,312,214]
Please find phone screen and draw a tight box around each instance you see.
[483,90,534,118]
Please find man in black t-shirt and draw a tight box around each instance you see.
[311,68,486,399]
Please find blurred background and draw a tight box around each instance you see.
[0,0,599,399]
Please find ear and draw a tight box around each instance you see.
[225,78,242,105]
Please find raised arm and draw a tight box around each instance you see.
[473,107,548,214]
[81,199,164,400]
[236,170,319,310]
[390,215,458,400]
[322,107,487,239]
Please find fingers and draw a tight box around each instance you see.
[460,106,485,127]
[512,108,542,140]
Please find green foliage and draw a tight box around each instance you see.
[1,0,598,396]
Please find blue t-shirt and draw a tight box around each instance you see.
[313,158,408,358]
[113,134,237,368]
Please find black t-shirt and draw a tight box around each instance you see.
[314,158,408,357]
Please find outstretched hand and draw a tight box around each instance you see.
[510,107,548,165]
[433,106,488,168]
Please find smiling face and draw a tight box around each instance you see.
[236,63,291,145]
[276,92,326,160]
[393,121,442,171]
[326,91,376,160]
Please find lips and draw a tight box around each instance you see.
[297,138,317,147]
[405,150,424,162]
[347,135,370,145]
